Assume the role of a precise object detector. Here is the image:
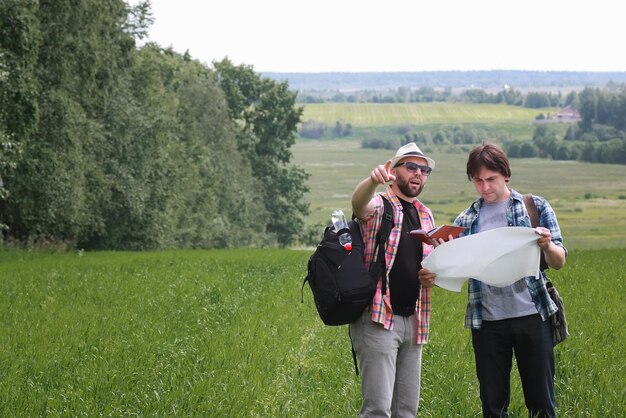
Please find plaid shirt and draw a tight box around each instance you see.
[454,189,566,329]
[357,186,435,344]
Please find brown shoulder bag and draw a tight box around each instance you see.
[523,194,569,346]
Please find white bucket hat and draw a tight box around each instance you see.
[390,143,435,170]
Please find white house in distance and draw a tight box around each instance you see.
[556,106,581,121]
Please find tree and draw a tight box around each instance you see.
[555,143,572,160]
[532,125,560,158]
[161,50,267,248]
[505,141,522,158]
[333,121,343,137]
[432,130,448,145]
[0,131,20,231]
[0,0,140,245]
[213,59,309,246]
[0,0,38,235]
[564,91,579,108]
[578,87,597,131]
[520,142,539,158]
[524,92,551,108]
[84,44,269,250]
[0,1,304,249]
[332,121,352,137]
[0,0,39,142]
[564,124,578,141]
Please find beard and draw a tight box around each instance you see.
[396,175,425,198]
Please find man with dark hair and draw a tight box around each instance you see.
[351,142,436,417]
[420,143,567,417]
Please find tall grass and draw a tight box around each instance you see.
[0,248,623,416]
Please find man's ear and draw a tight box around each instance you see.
[384,160,394,172]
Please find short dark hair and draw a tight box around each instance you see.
[466,143,512,181]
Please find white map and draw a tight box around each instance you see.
[421,227,541,292]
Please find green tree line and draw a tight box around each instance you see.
[506,85,626,164]
[361,125,510,151]
[0,0,308,249]
[297,86,574,109]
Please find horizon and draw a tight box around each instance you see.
[259,69,626,74]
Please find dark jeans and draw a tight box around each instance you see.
[472,314,555,418]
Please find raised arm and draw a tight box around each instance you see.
[352,162,394,219]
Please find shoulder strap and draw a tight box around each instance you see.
[523,194,548,271]
[523,194,539,228]
[376,196,394,294]
[351,197,394,376]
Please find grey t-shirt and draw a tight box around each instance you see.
[478,200,537,320]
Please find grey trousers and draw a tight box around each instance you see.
[349,309,423,418]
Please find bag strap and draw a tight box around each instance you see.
[352,196,394,376]
[523,194,549,271]
[375,196,394,295]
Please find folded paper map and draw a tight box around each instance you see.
[421,226,541,292]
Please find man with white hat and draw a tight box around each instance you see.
[350,142,437,417]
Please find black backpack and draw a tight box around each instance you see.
[302,197,394,326]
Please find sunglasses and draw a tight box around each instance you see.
[395,161,432,176]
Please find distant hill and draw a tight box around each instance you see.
[263,70,626,92]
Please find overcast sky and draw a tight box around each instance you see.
[143,0,625,73]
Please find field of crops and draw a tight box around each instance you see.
[301,102,558,126]
[1,248,623,416]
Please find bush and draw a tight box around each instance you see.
[520,142,539,158]
[361,138,400,150]
[299,120,326,139]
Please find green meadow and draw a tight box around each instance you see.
[0,248,623,416]
[293,139,626,250]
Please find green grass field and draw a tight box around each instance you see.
[293,139,626,250]
[0,248,623,416]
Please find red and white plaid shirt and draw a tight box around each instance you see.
[357,186,435,344]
